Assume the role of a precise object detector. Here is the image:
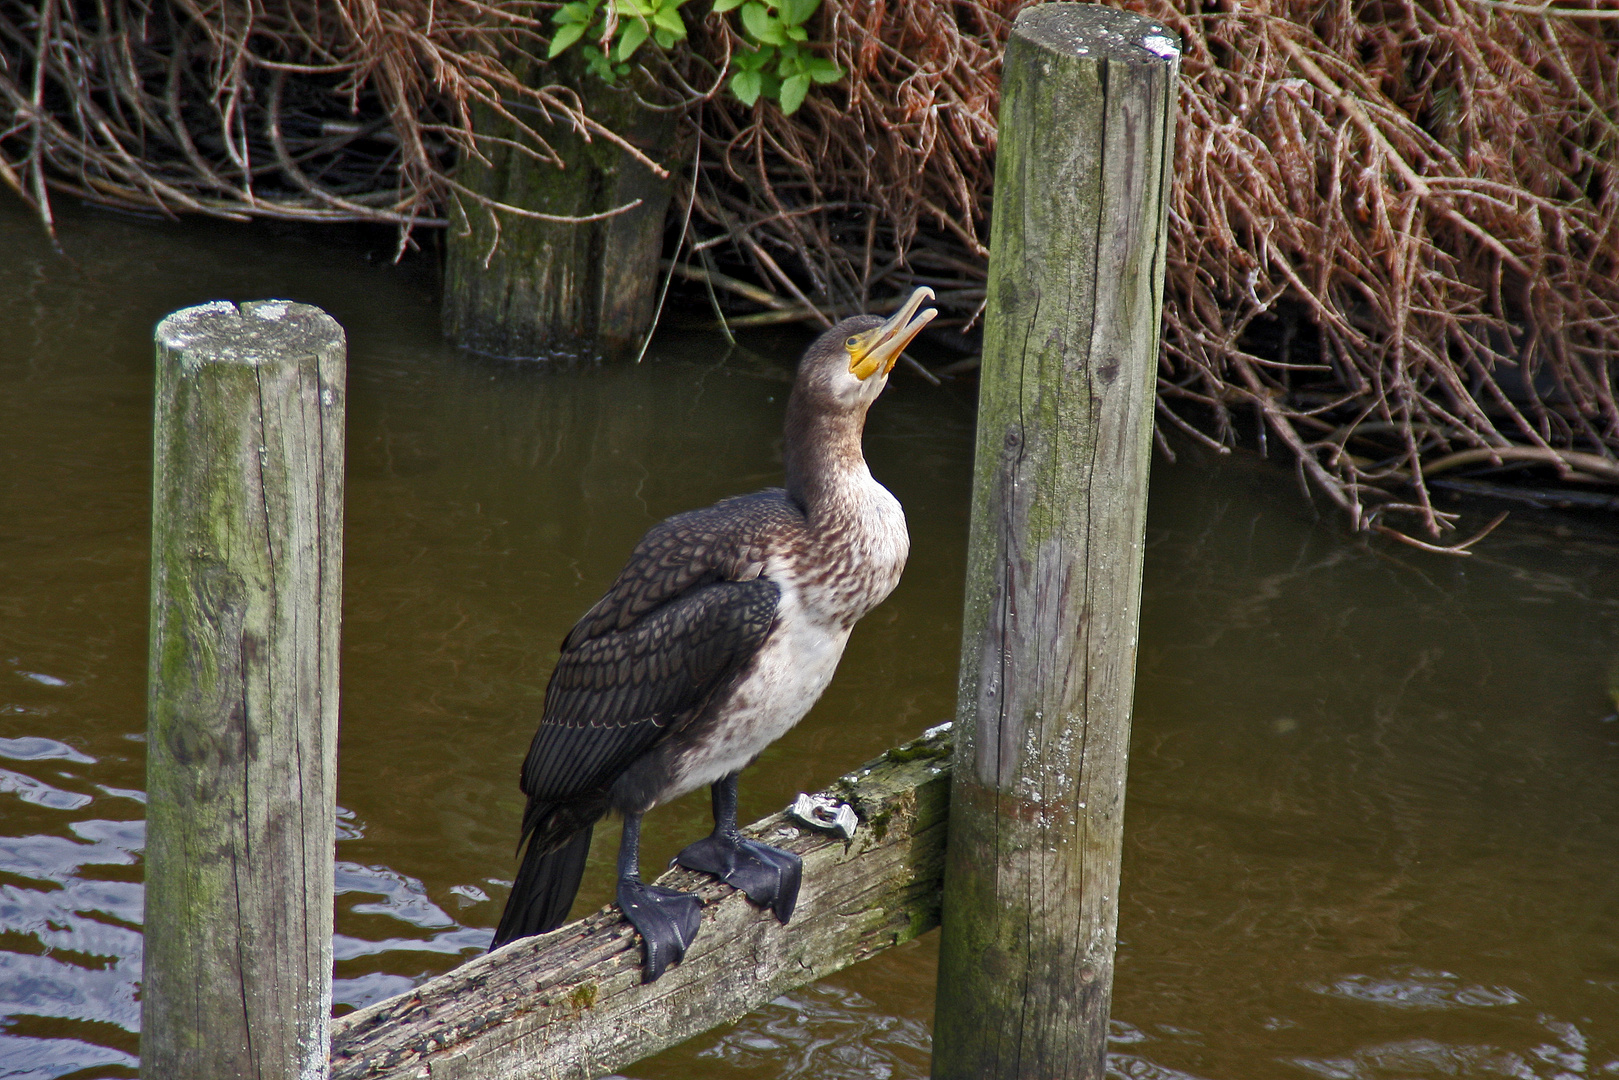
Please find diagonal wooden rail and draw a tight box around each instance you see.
[328,723,954,1080]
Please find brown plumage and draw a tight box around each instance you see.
[492,287,937,982]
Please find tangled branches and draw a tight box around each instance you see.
[3,0,1617,538]
[675,0,1003,326]
[689,0,1619,539]
[0,0,662,242]
[1151,0,1619,538]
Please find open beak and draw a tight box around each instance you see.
[849,287,938,381]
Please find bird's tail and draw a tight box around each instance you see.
[490,825,594,949]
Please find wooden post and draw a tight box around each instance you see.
[330,725,954,1080]
[143,301,346,1080]
[931,7,1178,1079]
[442,55,678,358]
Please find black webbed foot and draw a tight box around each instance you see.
[676,832,802,924]
[616,877,703,983]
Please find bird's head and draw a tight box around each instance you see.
[794,287,938,412]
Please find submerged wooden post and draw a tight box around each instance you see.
[443,55,678,358]
[143,301,346,1080]
[931,7,1178,1079]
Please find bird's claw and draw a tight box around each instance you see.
[616,878,703,983]
[676,833,802,924]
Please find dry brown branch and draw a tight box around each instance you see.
[3,0,1617,538]
[1419,446,1619,482]
[1373,510,1510,555]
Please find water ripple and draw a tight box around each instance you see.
[670,982,931,1080]
[0,739,94,765]
[0,820,142,883]
[1311,969,1524,1011]
[0,1034,138,1080]
[0,770,93,812]
[332,927,491,962]
[333,972,421,1013]
[0,950,140,1032]
[336,863,457,929]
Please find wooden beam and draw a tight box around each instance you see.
[143,301,347,1080]
[932,7,1179,1079]
[329,723,954,1080]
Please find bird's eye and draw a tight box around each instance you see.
[845,336,860,348]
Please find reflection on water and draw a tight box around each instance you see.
[1,199,1617,1080]
[614,981,932,1080]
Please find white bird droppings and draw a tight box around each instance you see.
[1142,34,1179,59]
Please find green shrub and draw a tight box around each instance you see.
[548,0,841,113]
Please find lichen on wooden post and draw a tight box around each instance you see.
[329,724,955,1080]
[930,7,1179,1079]
[142,301,346,1080]
[443,55,679,359]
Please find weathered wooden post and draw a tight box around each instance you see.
[931,7,1178,1079]
[143,301,346,1079]
[443,55,678,358]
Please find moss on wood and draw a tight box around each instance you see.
[330,723,953,1080]
[442,53,678,358]
[144,301,346,1080]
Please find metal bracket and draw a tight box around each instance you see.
[789,793,859,839]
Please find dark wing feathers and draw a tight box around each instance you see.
[565,491,791,646]
[514,489,800,854]
[499,490,800,942]
[519,577,780,805]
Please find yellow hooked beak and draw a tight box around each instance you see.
[846,287,938,381]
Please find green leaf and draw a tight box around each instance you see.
[777,44,807,74]
[582,43,615,81]
[781,0,818,26]
[555,1,594,23]
[712,0,745,11]
[735,46,772,70]
[808,57,842,82]
[786,24,807,40]
[616,19,649,59]
[778,71,810,114]
[741,2,784,43]
[616,62,630,74]
[732,68,762,106]
[548,21,589,55]
[652,5,686,34]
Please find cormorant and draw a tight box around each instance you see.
[490,286,938,982]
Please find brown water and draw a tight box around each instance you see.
[1,201,1616,1080]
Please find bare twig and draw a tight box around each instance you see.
[1,0,1614,544]
[1373,511,1510,556]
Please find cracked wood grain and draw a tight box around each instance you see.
[932,7,1178,1079]
[144,300,346,1080]
[329,724,953,1080]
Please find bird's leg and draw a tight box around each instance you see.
[615,812,702,983]
[674,772,802,924]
